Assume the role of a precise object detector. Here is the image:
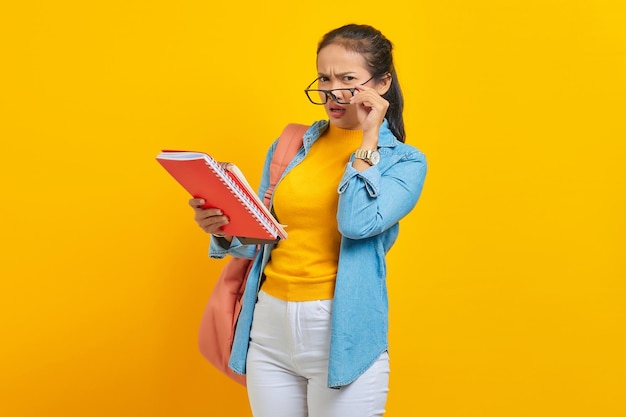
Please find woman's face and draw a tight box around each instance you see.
[315,44,373,130]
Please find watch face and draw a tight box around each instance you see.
[370,150,381,165]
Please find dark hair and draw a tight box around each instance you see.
[317,24,405,142]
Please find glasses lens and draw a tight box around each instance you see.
[305,89,355,105]
[304,89,326,105]
[329,89,353,104]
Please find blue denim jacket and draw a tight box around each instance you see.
[209,119,427,388]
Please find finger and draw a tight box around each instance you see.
[199,215,230,234]
[194,210,224,222]
[353,95,389,115]
[357,99,376,108]
[352,85,385,99]
[351,91,383,106]
[352,85,383,99]
[197,214,228,227]
[353,84,373,93]
[189,198,205,208]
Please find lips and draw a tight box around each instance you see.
[329,105,346,117]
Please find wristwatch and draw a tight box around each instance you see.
[354,148,381,166]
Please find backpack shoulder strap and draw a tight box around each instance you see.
[263,123,308,207]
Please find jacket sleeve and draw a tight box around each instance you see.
[208,139,278,259]
[336,148,427,239]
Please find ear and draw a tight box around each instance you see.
[375,72,392,95]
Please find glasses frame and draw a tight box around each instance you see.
[304,75,375,105]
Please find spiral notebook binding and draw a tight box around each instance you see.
[202,156,280,238]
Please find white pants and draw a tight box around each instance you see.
[246,290,390,417]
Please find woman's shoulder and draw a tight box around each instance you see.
[381,129,426,163]
[306,120,329,138]
[394,140,426,160]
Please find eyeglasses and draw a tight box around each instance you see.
[304,75,375,105]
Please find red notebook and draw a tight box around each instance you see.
[156,150,287,244]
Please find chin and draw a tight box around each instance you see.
[336,122,361,131]
[327,117,360,131]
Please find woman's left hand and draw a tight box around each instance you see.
[350,85,389,137]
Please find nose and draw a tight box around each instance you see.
[328,90,343,104]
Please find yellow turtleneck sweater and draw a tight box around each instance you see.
[261,124,363,301]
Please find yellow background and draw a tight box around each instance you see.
[1,1,624,416]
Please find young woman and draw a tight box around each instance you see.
[190,24,427,417]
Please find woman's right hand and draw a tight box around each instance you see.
[188,198,230,236]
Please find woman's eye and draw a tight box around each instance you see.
[344,76,356,82]
[318,77,330,82]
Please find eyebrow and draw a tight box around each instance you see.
[317,71,358,78]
